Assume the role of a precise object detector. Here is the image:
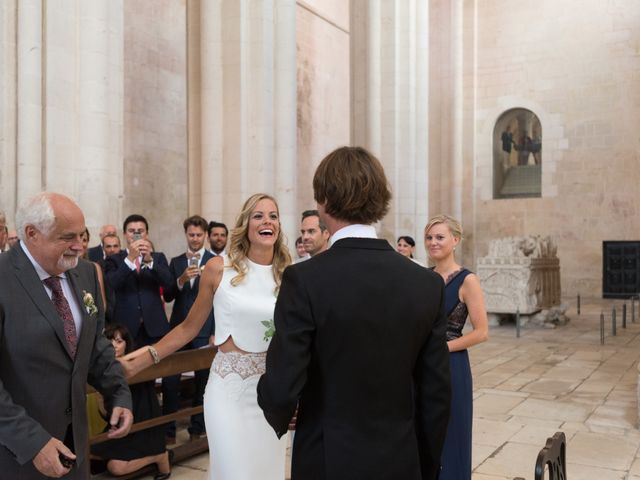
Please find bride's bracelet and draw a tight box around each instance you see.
[148,345,160,365]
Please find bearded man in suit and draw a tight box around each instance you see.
[258,146,451,480]
[0,192,132,479]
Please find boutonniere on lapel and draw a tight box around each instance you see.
[200,265,206,273]
[82,291,98,316]
[262,319,275,342]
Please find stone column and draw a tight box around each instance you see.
[44,0,124,232]
[0,0,18,219]
[450,0,464,222]
[16,0,43,205]
[351,0,430,260]
[199,0,297,241]
[77,0,124,230]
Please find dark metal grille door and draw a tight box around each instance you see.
[603,241,640,298]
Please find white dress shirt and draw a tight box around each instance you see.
[329,224,378,245]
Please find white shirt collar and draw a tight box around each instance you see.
[330,224,377,246]
[20,241,68,281]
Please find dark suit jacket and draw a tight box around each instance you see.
[163,251,215,340]
[104,250,173,340]
[87,244,104,263]
[0,245,132,477]
[257,238,451,480]
[97,258,117,324]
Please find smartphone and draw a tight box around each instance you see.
[132,233,142,242]
[189,256,199,268]
[59,453,75,469]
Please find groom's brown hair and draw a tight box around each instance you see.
[313,146,391,224]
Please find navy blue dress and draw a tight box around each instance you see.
[439,268,473,480]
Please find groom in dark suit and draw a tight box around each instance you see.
[0,192,132,479]
[258,146,451,480]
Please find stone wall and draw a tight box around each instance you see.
[295,1,350,214]
[430,0,640,297]
[123,0,188,257]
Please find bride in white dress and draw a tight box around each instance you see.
[123,193,292,479]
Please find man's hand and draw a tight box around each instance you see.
[32,437,75,478]
[179,265,200,285]
[107,406,133,439]
[138,239,153,263]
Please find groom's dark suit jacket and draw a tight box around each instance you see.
[258,238,451,480]
[0,244,131,478]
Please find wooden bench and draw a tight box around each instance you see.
[89,347,217,478]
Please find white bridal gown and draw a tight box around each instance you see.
[203,258,287,479]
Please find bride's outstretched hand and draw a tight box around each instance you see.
[118,347,150,378]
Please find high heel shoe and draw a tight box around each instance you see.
[153,450,173,480]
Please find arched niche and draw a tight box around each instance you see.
[493,108,542,199]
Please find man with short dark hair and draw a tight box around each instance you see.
[104,215,173,347]
[162,215,216,444]
[300,209,330,258]
[97,233,121,324]
[88,224,118,262]
[207,221,228,256]
[0,192,132,478]
[258,146,451,480]
[101,232,121,258]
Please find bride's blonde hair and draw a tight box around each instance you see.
[227,193,292,291]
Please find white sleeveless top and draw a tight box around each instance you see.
[213,258,277,353]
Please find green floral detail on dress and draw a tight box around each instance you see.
[262,319,275,342]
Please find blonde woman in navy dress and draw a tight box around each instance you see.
[424,215,488,480]
[123,193,292,479]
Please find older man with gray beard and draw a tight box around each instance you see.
[0,192,132,479]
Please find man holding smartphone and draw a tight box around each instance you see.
[162,215,216,444]
[104,214,173,348]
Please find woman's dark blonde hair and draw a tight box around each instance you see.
[227,193,292,291]
[424,214,464,240]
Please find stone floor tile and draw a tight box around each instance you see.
[177,453,209,470]
[473,418,524,447]
[509,424,564,446]
[472,443,497,470]
[630,458,640,475]
[474,442,542,478]
[566,463,626,480]
[520,378,580,395]
[508,398,594,422]
[568,431,636,470]
[474,392,527,416]
[507,416,561,430]
[471,473,512,480]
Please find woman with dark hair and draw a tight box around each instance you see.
[91,324,171,479]
[122,193,292,480]
[424,214,488,480]
[397,235,424,266]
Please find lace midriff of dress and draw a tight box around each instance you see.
[211,351,266,380]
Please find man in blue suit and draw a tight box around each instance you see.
[162,215,216,443]
[104,214,173,347]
